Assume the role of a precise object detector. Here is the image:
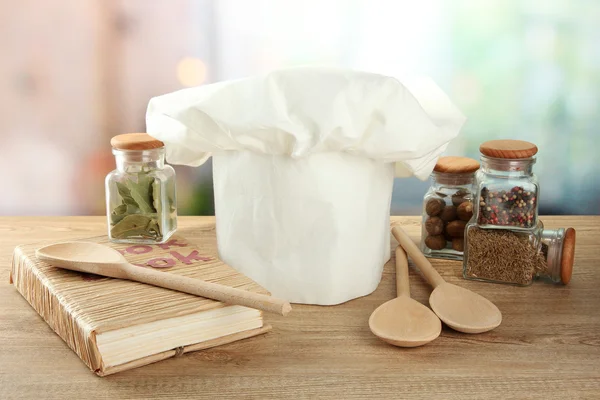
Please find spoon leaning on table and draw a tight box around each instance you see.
[392,226,502,334]
[369,246,441,347]
[36,241,292,316]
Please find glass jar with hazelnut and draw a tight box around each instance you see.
[420,157,480,260]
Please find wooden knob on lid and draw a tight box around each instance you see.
[560,228,576,284]
[111,133,164,150]
[434,156,480,174]
[480,140,538,159]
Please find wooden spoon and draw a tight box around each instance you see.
[369,246,441,347]
[36,241,292,316]
[392,226,502,333]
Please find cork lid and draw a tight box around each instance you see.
[560,228,576,284]
[111,133,164,150]
[433,156,480,174]
[479,140,538,159]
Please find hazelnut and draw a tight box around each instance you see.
[444,228,453,241]
[446,220,467,238]
[457,201,474,221]
[452,189,469,206]
[439,205,457,222]
[452,238,464,252]
[425,198,445,217]
[425,217,444,235]
[425,235,446,250]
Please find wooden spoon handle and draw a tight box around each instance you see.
[125,264,292,316]
[395,246,410,297]
[392,226,445,289]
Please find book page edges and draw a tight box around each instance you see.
[96,306,263,367]
[97,324,272,376]
[12,236,267,335]
[11,242,271,376]
[11,245,103,371]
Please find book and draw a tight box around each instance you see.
[10,234,271,376]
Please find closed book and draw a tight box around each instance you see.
[10,235,270,376]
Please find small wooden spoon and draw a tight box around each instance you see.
[36,241,292,316]
[392,227,502,334]
[369,246,441,347]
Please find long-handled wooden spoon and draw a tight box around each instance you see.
[369,246,441,347]
[36,241,292,316]
[392,226,502,333]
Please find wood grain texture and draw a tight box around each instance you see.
[392,226,502,334]
[110,133,164,150]
[35,241,290,315]
[562,227,576,284]
[369,247,441,347]
[433,156,480,174]
[11,234,270,374]
[480,139,538,159]
[396,247,410,297]
[1,216,600,399]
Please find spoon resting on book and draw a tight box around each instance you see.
[36,241,292,316]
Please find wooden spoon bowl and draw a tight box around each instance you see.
[369,247,441,347]
[392,226,502,334]
[430,282,502,334]
[370,296,442,347]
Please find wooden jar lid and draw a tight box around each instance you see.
[479,140,538,159]
[433,156,480,174]
[560,228,576,284]
[110,133,164,150]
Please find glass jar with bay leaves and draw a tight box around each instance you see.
[105,133,177,243]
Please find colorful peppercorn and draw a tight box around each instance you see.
[477,186,536,228]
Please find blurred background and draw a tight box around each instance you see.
[1,0,598,216]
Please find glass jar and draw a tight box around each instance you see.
[105,133,177,243]
[463,220,576,286]
[463,139,576,286]
[421,157,479,260]
[475,140,540,229]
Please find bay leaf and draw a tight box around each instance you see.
[110,203,128,225]
[147,218,161,237]
[111,213,127,225]
[152,178,162,217]
[110,214,153,239]
[168,196,176,213]
[151,179,163,233]
[112,203,127,215]
[128,174,155,214]
[116,182,138,207]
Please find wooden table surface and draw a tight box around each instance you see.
[1,216,599,399]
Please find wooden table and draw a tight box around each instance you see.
[1,216,599,399]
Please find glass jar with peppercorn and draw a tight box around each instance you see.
[463,139,576,285]
[475,140,539,229]
[420,156,479,260]
[105,133,177,244]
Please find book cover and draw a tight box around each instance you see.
[10,234,271,376]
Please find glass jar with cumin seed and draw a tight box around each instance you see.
[420,156,479,260]
[105,133,177,243]
[463,221,576,285]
